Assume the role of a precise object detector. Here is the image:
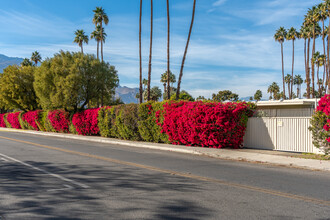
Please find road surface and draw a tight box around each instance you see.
[0,131,329,219]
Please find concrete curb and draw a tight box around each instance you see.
[1,127,330,172]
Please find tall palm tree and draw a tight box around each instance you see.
[93,7,109,62]
[90,25,106,60]
[160,70,176,95]
[307,6,321,98]
[324,0,330,93]
[176,0,196,100]
[300,25,309,96]
[21,58,33,67]
[31,51,41,66]
[318,3,328,82]
[139,0,143,104]
[274,27,287,99]
[166,0,171,100]
[73,29,89,54]
[268,82,280,100]
[147,0,153,101]
[286,27,299,99]
[294,75,303,98]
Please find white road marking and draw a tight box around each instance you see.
[0,153,89,189]
[0,157,8,162]
[47,184,73,192]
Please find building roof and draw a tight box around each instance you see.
[255,99,318,108]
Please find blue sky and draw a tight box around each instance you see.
[0,0,318,98]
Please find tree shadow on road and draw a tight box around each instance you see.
[0,160,215,219]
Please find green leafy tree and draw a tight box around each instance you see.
[31,51,41,66]
[74,29,89,54]
[34,51,119,111]
[93,7,109,62]
[212,90,239,102]
[254,90,262,101]
[0,65,39,111]
[171,90,194,101]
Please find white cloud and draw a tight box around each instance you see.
[212,0,227,7]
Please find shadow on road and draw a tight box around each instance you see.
[0,160,214,219]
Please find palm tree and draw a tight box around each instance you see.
[139,0,143,104]
[294,75,303,98]
[286,27,299,99]
[324,0,330,93]
[31,51,41,66]
[312,51,320,97]
[318,3,328,82]
[267,82,280,100]
[73,29,89,54]
[166,0,171,100]
[300,25,309,96]
[142,78,148,91]
[160,70,176,96]
[284,74,293,99]
[147,0,153,101]
[274,27,287,99]
[93,7,109,62]
[176,0,196,100]
[90,25,106,60]
[21,58,33,67]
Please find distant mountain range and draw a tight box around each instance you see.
[0,54,23,72]
[115,86,139,104]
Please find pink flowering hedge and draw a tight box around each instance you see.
[0,101,255,149]
[310,95,330,154]
[21,110,41,130]
[72,108,100,135]
[0,113,6,127]
[157,101,254,148]
[6,112,22,129]
[48,110,70,133]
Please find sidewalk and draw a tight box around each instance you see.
[1,127,329,172]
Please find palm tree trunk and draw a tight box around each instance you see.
[100,23,103,62]
[312,30,316,98]
[306,38,311,98]
[81,45,83,54]
[322,20,327,91]
[147,0,153,101]
[97,41,99,60]
[291,39,294,99]
[317,65,320,96]
[281,42,286,99]
[166,0,171,100]
[139,0,143,104]
[176,0,196,100]
[328,18,330,94]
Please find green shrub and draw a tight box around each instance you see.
[138,101,169,143]
[18,112,32,130]
[309,110,330,154]
[37,110,55,132]
[3,114,11,128]
[98,106,113,137]
[115,103,141,141]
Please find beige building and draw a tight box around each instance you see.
[243,99,321,154]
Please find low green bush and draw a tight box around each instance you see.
[138,101,169,143]
[115,103,141,141]
[3,114,11,128]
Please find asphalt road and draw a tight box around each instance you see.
[0,131,329,220]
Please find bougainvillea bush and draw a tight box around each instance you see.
[19,110,42,130]
[309,95,330,154]
[158,101,254,148]
[6,112,22,129]
[0,113,6,127]
[72,108,100,136]
[48,110,70,133]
